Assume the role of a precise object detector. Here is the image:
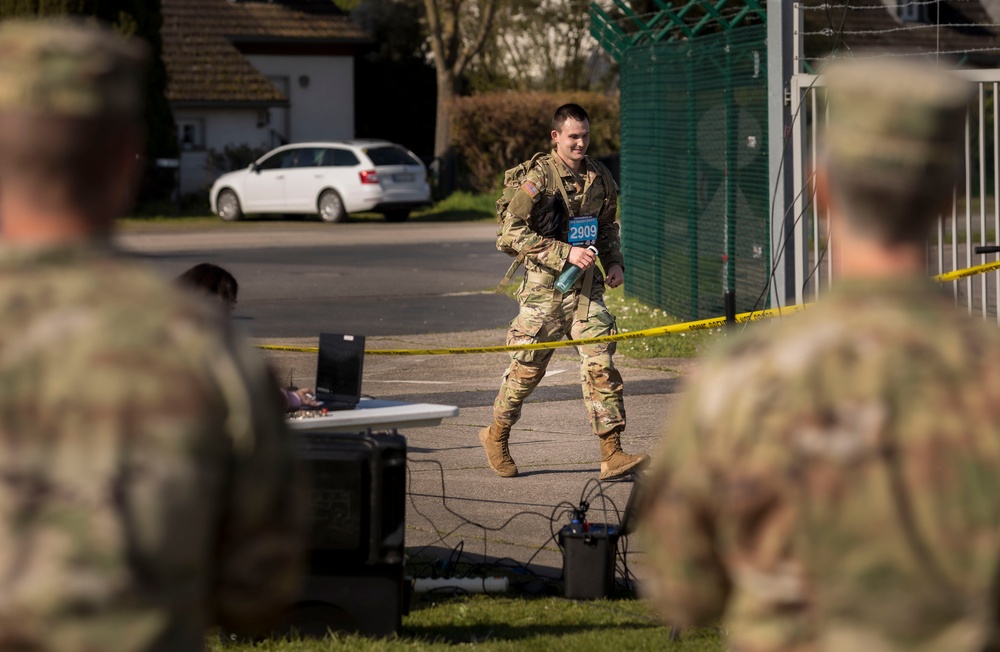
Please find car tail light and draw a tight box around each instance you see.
[360,170,379,184]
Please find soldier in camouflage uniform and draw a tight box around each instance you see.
[638,59,1000,651]
[480,103,649,480]
[0,20,306,650]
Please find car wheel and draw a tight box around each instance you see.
[217,189,243,222]
[384,209,410,223]
[318,190,346,223]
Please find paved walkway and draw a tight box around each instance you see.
[258,329,696,583]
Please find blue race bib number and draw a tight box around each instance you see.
[568,215,598,246]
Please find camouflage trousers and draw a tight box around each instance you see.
[491,268,625,438]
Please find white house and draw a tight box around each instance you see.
[161,0,371,194]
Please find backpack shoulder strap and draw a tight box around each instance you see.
[544,157,572,217]
[589,158,618,216]
[590,158,616,193]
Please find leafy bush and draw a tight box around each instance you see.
[206,143,271,175]
[452,92,620,192]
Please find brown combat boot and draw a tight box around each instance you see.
[479,424,518,477]
[598,433,650,481]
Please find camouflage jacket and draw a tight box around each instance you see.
[497,151,625,278]
[0,243,307,651]
[640,277,1000,652]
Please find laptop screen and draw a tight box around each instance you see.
[315,333,365,404]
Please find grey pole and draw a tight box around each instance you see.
[767,0,797,309]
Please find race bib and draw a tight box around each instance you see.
[567,215,598,246]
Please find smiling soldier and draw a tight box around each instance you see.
[480,104,649,480]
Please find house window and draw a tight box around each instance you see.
[178,120,204,151]
[898,0,923,22]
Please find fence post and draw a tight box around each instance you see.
[767,0,797,308]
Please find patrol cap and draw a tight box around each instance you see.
[823,57,971,239]
[0,18,148,118]
[824,57,969,187]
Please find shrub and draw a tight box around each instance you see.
[452,91,620,192]
[206,143,271,175]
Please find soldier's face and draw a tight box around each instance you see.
[552,118,590,166]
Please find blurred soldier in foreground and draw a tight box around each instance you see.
[640,59,1000,651]
[0,19,305,650]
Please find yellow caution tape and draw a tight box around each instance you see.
[258,304,808,355]
[257,259,997,356]
[932,258,1000,283]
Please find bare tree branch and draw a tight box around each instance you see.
[453,0,499,76]
[423,0,447,71]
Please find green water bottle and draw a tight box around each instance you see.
[555,246,598,293]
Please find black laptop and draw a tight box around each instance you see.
[314,333,365,410]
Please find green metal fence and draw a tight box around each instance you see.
[591,2,771,321]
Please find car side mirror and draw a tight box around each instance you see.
[249,162,258,173]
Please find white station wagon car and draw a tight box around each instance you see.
[209,140,431,223]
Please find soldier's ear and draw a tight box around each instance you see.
[551,129,559,142]
[813,162,839,235]
[813,162,829,209]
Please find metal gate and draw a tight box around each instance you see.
[789,68,1000,322]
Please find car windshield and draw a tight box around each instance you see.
[364,146,421,167]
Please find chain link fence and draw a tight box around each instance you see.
[592,2,770,321]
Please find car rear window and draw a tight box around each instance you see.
[364,146,421,167]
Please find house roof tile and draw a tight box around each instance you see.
[162,0,369,105]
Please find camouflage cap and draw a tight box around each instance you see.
[824,57,970,179]
[0,18,148,118]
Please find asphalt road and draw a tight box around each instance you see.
[118,221,518,338]
[118,219,685,579]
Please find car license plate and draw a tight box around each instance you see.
[393,173,415,182]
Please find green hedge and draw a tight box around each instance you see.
[451,91,620,192]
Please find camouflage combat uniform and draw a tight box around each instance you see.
[641,281,1000,651]
[482,150,646,479]
[0,247,306,650]
[0,20,306,651]
[639,60,998,651]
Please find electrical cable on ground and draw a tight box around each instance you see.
[404,456,641,598]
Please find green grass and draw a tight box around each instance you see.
[603,291,725,359]
[206,595,722,651]
[348,191,496,223]
[414,191,497,221]
[500,277,725,359]
[124,191,497,224]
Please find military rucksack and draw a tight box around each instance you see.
[496,152,550,225]
[496,153,617,229]
[495,152,553,260]
[493,153,617,293]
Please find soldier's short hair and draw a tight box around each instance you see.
[176,263,240,307]
[823,57,971,245]
[0,19,148,218]
[552,104,590,133]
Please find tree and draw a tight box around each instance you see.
[353,0,437,160]
[0,0,178,204]
[422,0,500,192]
[465,0,614,94]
